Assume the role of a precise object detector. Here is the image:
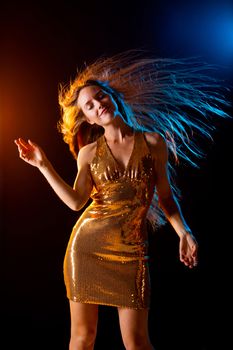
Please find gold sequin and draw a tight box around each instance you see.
[63,132,155,309]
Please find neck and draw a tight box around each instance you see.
[103,116,134,143]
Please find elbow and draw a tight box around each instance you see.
[70,197,86,211]
[69,188,91,211]
[71,203,83,212]
[158,194,177,217]
[71,206,80,212]
[158,193,174,206]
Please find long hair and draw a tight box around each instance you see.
[58,50,231,228]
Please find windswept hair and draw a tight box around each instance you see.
[58,50,231,228]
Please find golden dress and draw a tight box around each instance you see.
[63,132,156,309]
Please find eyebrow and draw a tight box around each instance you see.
[84,89,102,108]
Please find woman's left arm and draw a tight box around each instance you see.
[146,132,198,268]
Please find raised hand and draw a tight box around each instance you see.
[14,138,48,168]
[179,231,198,268]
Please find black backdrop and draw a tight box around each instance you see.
[0,1,232,349]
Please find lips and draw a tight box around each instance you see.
[99,107,108,117]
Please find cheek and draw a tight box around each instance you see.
[86,114,95,123]
[82,110,91,122]
[84,110,99,125]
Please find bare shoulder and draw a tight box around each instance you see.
[144,132,168,163]
[77,140,97,166]
[144,132,166,150]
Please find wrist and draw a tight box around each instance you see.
[177,228,192,238]
[38,158,51,171]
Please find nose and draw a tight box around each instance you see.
[97,101,103,109]
[96,100,105,113]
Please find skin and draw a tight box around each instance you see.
[15,85,198,350]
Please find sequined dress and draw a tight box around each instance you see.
[63,132,156,309]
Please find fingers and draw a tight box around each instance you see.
[180,254,198,269]
[14,138,28,150]
[191,243,199,267]
[179,233,199,269]
[28,139,38,148]
[14,138,36,150]
[180,248,198,269]
[180,254,192,268]
[192,253,199,268]
[14,138,32,161]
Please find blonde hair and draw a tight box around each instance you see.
[58,50,231,227]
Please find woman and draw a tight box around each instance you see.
[15,51,230,350]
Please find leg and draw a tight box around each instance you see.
[118,307,154,350]
[69,300,99,350]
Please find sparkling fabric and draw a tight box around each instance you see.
[63,132,156,309]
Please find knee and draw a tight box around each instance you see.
[123,333,152,350]
[69,327,97,350]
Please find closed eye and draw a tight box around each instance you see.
[84,90,107,110]
[86,103,93,110]
[97,92,106,100]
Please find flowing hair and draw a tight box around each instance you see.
[58,50,231,228]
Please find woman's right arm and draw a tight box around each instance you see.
[14,138,93,211]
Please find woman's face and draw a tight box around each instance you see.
[77,85,120,126]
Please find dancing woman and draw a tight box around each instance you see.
[15,51,230,350]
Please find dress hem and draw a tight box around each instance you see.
[67,296,150,310]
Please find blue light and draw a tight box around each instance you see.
[160,2,233,68]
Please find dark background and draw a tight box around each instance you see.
[0,0,232,349]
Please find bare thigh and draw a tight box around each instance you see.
[69,301,99,338]
[118,307,153,349]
